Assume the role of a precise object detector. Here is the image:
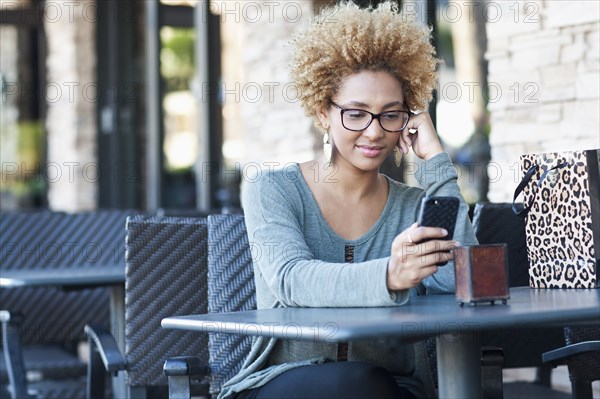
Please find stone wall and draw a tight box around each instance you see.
[222,0,318,169]
[44,0,97,211]
[485,0,600,202]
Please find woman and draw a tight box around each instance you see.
[221,2,477,398]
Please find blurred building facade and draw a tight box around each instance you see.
[1,0,598,213]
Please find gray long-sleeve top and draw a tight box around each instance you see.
[218,152,477,398]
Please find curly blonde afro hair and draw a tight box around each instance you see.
[290,1,439,131]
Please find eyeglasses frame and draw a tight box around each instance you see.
[330,101,411,133]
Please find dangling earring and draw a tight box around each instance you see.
[323,132,332,165]
[394,146,402,167]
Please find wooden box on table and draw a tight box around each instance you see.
[453,244,510,306]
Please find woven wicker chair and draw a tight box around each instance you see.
[206,213,256,396]
[1,210,133,399]
[85,215,210,399]
[162,213,255,399]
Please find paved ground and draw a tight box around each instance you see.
[504,366,600,398]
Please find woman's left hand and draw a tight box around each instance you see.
[398,111,443,161]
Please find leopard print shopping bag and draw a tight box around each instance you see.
[513,149,600,288]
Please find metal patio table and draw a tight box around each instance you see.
[162,286,600,398]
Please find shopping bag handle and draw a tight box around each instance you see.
[512,160,568,216]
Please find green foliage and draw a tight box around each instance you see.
[0,121,45,208]
[17,120,44,166]
[160,27,196,92]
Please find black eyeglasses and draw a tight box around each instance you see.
[330,101,410,132]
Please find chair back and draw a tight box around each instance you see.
[207,213,256,396]
[124,215,209,389]
[472,202,529,287]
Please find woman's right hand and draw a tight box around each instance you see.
[386,223,459,291]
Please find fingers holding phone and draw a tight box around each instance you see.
[387,197,461,291]
[404,223,450,244]
[387,223,459,291]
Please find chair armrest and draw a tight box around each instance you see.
[481,346,504,367]
[163,356,209,377]
[84,324,126,374]
[164,357,209,399]
[542,341,600,365]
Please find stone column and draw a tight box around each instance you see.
[228,0,317,167]
[44,0,97,211]
[0,25,20,210]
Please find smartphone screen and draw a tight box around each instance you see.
[417,196,460,240]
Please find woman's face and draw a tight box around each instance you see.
[318,70,404,173]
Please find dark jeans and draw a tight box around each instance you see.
[233,361,417,399]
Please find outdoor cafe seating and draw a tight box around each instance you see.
[2,207,599,399]
[0,210,135,399]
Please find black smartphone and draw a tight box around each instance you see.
[417,196,460,240]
